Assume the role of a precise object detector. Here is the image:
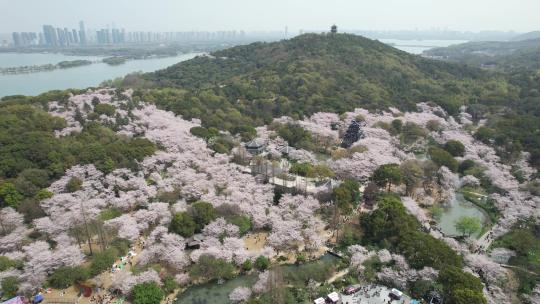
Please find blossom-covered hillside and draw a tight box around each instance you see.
[0,89,326,299]
[1,88,539,304]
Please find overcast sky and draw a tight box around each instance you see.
[1,0,539,33]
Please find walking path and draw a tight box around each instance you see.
[476,228,496,251]
[460,190,489,198]
[501,264,540,276]
[326,268,349,284]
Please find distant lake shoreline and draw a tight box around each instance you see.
[380,39,468,54]
[0,52,201,97]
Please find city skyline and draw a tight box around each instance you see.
[6,19,532,48]
[7,21,271,47]
[1,0,539,33]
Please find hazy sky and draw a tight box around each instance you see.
[1,0,538,33]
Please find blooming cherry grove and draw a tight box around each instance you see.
[1,89,538,303]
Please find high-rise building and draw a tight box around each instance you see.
[79,21,87,45]
[12,32,21,46]
[112,28,120,43]
[57,28,66,46]
[64,28,72,45]
[72,29,79,44]
[96,29,112,44]
[43,25,58,46]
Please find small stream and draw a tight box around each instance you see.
[437,193,488,237]
[174,254,340,304]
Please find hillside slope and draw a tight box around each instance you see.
[132,33,540,168]
[424,38,540,71]
[144,33,516,115]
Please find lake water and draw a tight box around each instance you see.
[0,52,201,97]
[380,39,468,54]
[437,193,488,237]
[175,273,258,304]
[175,254,340,304]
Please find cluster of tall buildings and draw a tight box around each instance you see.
[11,32,39,47]
[11,22,87,47]
[9,21,282,48]
[41,21,87,47]
[96,28,125,44]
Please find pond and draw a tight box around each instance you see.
[437,193,488,237]
[174,254,340,304]
[175,273,258,304]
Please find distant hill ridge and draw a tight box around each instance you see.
[511,31,540,41]
[424,37,540,71]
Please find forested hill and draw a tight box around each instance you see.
[132,33,538,168]
[424,38,540,72]
[143,33,516,115]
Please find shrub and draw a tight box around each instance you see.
[0,183,23,208]
[48,266,90,288]
[426,120,442,132]
[474,127,494,144]
[228,215,252,236]
[1,276,19,298]
[372,164,403,190]
[99,207,122,221]
[90,248,118,276]
[289,162,314,177]
[190,201,217,231]
[444,140,465,157]
[255,256,270,270]
[132,282,164,304]
[162,276,178,294]
[401,122,428,144]
[241,260,253,272]
[169,212,197,237]
[189,255,236,282]
[94,104,116,116]
[0,256,21,272]
[34,189,53,201]
[428,147,458,172]
[65,177,83,193]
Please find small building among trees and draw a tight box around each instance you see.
[245,138,266,155]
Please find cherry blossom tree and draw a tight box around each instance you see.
[17,241,84,293]
[0,227,29,253]
[229,286,252,303]
[460,175,480,187]
[110,269,162,295]
[437,166,459,203]
[137,226,189,271]
[0,208,24,235]
[202,218,240,238]
[252,271,269,294]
